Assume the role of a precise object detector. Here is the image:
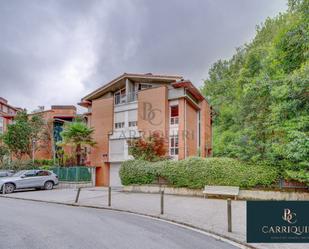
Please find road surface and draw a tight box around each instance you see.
[0,198,238,249]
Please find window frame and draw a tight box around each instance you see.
[169,135,179,156]
[170,105,179,125]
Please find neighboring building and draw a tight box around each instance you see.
[30,105,77,161]
[0,97,20,135]
[79,73,212,186]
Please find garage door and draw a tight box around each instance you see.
[110,163,122,186]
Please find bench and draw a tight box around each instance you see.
[203,185,240,200]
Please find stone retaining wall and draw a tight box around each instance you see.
[58,182,93,189]
[123,185,309,200]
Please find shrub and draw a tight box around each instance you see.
[119,160,163,185]
[128,132,167,162]
[120,157,279,189]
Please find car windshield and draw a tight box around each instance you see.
[12,171,27,177]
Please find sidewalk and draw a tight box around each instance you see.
[1,187,307,249]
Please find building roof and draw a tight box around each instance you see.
[0,97,20,112]
[172,80,205,101]
[81,73,183,102]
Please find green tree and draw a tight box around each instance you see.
[59,118,96,166]
[0,144,9,165]
[2,111,45,160]
[201,0,309,183]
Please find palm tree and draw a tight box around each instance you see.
[59,118,96,166]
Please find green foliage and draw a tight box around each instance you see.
[59,119,96,166]
[2,111,45,160]
[201,0,309,183]
[120,157,279,189]
[0,145,9,164]
[119,160,162,185]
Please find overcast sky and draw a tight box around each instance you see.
[0,0,287,112]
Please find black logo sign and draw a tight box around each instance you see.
[247,201,309,243]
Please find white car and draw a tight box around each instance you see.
[0,170,59,194]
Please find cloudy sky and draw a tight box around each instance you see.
[0,0,287,112]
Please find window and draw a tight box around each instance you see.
[170,105,179,125]
[115,122,125,129]
[138,83,152,91]
[114,112,125,129]
[0,117,3,134]
[128,110,137,128]
[24,170,37,177]
[129,121,137,127]
[170,135,179,156]
[114,88,126,105]
[37,171,50,176]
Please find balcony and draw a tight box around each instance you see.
[114,91,138,106]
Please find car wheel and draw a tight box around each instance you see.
[3,183,15,194]
[44,181,54,190]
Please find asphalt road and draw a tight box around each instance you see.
[0,198,239,249]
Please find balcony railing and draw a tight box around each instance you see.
[115,92,138,105]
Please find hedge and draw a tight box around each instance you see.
[119,157,279,189]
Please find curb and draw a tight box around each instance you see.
[0,194,256,249]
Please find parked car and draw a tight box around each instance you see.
[0,170,14,178]
[0,170,59,194]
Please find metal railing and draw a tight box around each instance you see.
[115,92,138,105]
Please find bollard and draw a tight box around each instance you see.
[75,187,81,203]
[160,190,164,215]
[2,183,5,195]
[108,186,111,207]
[227,198,232,232]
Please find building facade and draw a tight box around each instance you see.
[30,105,77,161]
[0,97,19,135]
[79,73,212,186]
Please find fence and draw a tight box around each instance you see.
[52,167,92,182]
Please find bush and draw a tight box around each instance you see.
[120,157,279,189]
[1,160,36,171]
[1,159,57,171]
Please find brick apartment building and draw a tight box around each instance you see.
[0,97,20,135]
[30,105,77,161]
[79,73,212,186]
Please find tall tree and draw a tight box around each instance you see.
[201,0,309,182]
[2,111,45,160]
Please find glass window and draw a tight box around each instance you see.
[138,83,152,90]
[24,170,37,177]
[170,105,179,125]
[170,135,179,156]
[128,121,137,127]
[37,171,50,176]
[115,122,125,129]
[114,88,126,105]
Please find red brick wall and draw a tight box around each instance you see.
[200,99,212,157]
[90,97,113,186]
[138,86,169,152]
[186,102,198,157]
